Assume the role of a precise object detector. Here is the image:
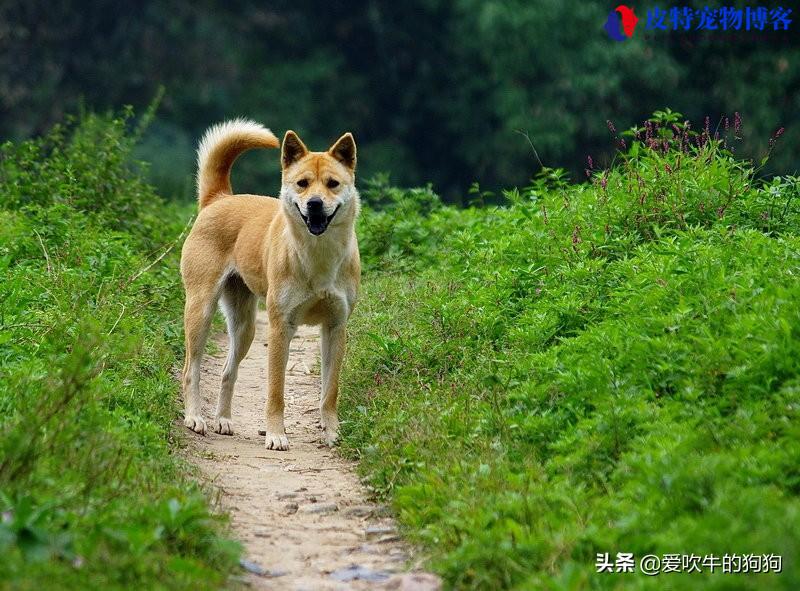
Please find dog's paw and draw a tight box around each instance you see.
[264,432,290,450]
[184,414,207,435]
[321,412,339,447]
[214,417,233,435]
[322,428,339,447]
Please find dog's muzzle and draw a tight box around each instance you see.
[296,197,340,236]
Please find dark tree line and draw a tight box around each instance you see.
[1,0,797,200]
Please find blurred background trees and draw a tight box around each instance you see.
[1,0,797,201]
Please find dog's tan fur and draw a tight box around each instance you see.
[180,119,361,450]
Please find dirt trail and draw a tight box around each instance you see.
[184,310,434,590]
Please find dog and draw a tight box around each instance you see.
[180,119,361,450]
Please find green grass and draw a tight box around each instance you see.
[0,111,239,589]
[341,114,800,589]
[3,107,798,590]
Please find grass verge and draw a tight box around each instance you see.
[342,113,800,589]
[0,110,240,589]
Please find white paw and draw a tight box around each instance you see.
[322,428,339,447]
[184,414,207,435]
[321,413,339,447]
[265,432,290,450]
[214,417,233,435]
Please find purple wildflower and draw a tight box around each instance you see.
[769,127,785,148]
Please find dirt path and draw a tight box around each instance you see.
[183,310,437,590]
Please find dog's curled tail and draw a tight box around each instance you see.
[196,119,280,209]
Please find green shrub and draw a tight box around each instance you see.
[0,112,239,589]
[342,114,800,589]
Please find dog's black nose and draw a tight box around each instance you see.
[307,197,324,213]
[300,196,331,236]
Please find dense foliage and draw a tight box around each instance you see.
[0,112,239,589]
[2,102,797,589]
[343,113,800,589]
[1,1,797,199]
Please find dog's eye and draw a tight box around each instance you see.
[296,179,309,188]
[327,179,340,189]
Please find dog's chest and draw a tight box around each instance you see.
[295,240,348,292]
[276,257,352,326]
[277,280,348,326]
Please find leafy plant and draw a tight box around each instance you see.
[342,113,800,589]
[0,112,239,589]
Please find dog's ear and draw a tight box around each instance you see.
[282,130,308,169]
[328,133,357,171]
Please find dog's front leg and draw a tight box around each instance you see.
[265,316,294,450]
[320,322,346,446]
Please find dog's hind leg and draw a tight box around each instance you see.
[182,286,219,435]
[215,274,257,435]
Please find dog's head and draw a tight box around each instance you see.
[279,131,359,236]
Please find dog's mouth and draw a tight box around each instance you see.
[295,203,340,236]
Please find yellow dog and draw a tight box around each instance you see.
[180,120,360,450]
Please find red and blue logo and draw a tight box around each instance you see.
[605,5,639,40]
[605,6,792,40]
